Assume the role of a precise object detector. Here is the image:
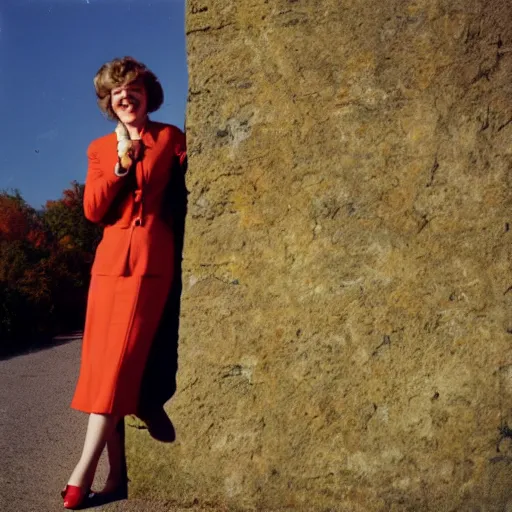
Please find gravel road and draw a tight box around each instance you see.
[0,336,212,512]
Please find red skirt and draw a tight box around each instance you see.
[71,273,172,415]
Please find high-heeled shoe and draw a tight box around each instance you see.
[61,484,95,510]
[91,478,128,505]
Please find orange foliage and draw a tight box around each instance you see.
[0,185,99,355]
[27,229,46,248]
[44,199,58,209]
[62,182,82,209]
[58,234,75,250]
[0,196,30,242]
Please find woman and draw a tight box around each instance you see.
[61,56,186,509]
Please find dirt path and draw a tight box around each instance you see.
[0,336,210,512]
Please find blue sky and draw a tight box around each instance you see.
[0,0,187,209]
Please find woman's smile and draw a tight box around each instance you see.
[111,81,148,127]
[119,98,139,112]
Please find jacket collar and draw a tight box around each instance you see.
[140,118,157,148]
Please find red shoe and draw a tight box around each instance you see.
[61,484,95,510]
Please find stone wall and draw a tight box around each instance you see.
[128,1,512,510]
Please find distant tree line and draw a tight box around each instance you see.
[0,182,102,357]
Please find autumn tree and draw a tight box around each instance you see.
[0,185,100,356]
[42,181,101,255]
[0,191,50,352]
[0,190,46,246]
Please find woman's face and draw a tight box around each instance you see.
[111,79,148,126]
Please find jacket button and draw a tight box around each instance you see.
[134,218,141,226]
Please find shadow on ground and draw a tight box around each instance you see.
[0,331,84,361]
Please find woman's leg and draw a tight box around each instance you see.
[102,420,127,493]
[67,413,120,489]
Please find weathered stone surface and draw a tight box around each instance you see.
[128,0,512,510]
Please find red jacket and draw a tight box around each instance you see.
[84,120,186,277]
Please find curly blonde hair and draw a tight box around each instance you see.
[93,56,164,120]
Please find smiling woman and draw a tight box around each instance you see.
[111,81,148,126]
[61,56,186,510]
[93,57,163,126]
[0,0,187,209]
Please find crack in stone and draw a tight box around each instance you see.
[187,22,234,35]
[496,423,512,453]
[426,156,439,188]
[372,335,391,356]
[470,51,504,85]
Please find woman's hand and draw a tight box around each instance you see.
[115,123,134,170]
[117,139,133,169]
